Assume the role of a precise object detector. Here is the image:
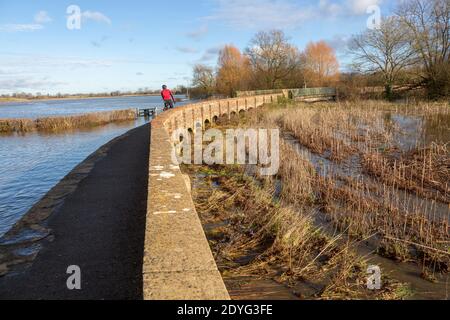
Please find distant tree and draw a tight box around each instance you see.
[174,85,188,95]
[396,0,450,97]
[349,17,417,98]
[192,64,216,98]
[245,30,301,89]
[216,45,251,97]
[304,40,340,87]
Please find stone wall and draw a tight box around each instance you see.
[143,94,282,300]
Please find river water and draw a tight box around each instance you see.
[0,95,175,119]
[0,95,188,237]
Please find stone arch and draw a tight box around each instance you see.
[230,111,239,124]
[212,115,218,124]
[195,121,202,132]
[204,119,211,129]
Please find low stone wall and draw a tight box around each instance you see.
[143,94,282,300]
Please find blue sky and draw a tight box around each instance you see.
[0,0,396,94]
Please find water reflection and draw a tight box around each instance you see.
[0,95,192,237]
[0,119,148,236]
[0,95,184,119]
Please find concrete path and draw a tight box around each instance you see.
[143,123,229,300]
[0,124,150,300]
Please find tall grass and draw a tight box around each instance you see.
[185,164,407,299]
[0,109,137,133]
[249,101,449,273]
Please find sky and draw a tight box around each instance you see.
[0,0,397,95]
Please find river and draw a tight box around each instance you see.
[0,95,189,237]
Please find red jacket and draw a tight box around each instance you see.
[161,89,174,101]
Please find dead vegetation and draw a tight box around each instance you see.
[181,99,448,299]
[362,143,449,203]
[252,101,449,274]
[183,164,409,300]
[0,109,137,133]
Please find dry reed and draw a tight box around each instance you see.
[0,109,137,133]
[184,163,408,299]
[254,101,449,272]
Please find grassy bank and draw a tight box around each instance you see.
[0,109,137,133]
[0,97,29,104]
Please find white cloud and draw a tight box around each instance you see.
[186,25,208,40]
[176,46,199,54]
[208,0,316,29]
[0,77,65,91]
[91,35,109,48]
[0,10,52,32]
[0,24,44,32]
[207,0,383,29]
[82,11,112,25]
[326,34,351,51]
[205,46,224,55]
[346,0,383,15]
[319,0,343,17]
[0,53,113,70]
[199,45,225,62]
[34,11,52,24]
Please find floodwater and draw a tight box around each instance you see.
[0,95,185,119]
[0,95,188,237]
[281,110,450,299]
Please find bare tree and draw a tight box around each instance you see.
[245,30,301,89]
[216,45,251,97]
[397,0,450,96]
[192,64,216,97]
[349,16,417,98]
[304,40,340,87]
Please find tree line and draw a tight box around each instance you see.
[1,87,188,100]
[191,0,449,100]
[191,30,340,99]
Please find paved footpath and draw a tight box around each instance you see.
[0,124,150,300]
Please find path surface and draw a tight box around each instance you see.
[0,124,150,300]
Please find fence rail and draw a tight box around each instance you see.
[236,87,337,98]
[235,89,283,97]
[290,87,337,97]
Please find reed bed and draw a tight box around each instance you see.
[180,101,447,299]
[363,143,450,203]
[251,101,450,274]
[0,109,137,133]
[184,164,407,299]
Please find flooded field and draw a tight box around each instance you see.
[182,100,449,300]
[0,95,183,119]
[0,95,189,238]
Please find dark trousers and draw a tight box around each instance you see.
[164,99,174,109]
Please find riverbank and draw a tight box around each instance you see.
[0,109,137,133]
[0,123,150,299]
[0,93,163,105]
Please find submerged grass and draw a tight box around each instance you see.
[0,109,137,133]
[177,99,448,299]
[250,101,449,274]
[183,164,409,299]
